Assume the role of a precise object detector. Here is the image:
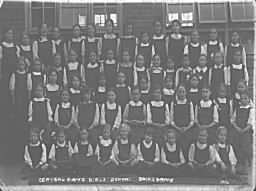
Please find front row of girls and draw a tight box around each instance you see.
[25,80,253,178]
[24,123,240,183]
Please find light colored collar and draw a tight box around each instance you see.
[166,142,177,151]
[56,141,67,147]
[2,41,15,47]
[68,61,79,70]
[70,88,80,94]
[163,88,175,95]
[239,104,251,109]
[106,101,117,109]
[20,44,31,50]
[214,64,224,69]
[232,64,243,70]
[217,97,227,104]
[176,98,187,104]
[72,37,83,42]
[33,97,47,102]
[80,140,89,145]
[16,70,26,74]
[142,140,153,148]
[32,71,42,76]
[121,35,135,39]
[166,68,175,73]
[135,66,146,71]
[231,42,240,47]
[151,100,164,107]
[39,37,48,42]
[46,84,59,91]
[141,89,149,94]
[87,62,99,68]
[200,99,213,107]
[190,42,200,47]
[54,39,62,45]
[29,141,40,147]
[99,136,112,146]
[104,33,117,39]
[189,88,199,93]
[116,83,126,88]
[105,59,116,65]
[140,42,150,47]
[151,67,162,73]
[119,138,129,144]
[195,66,208,73]
[129,100,143,106]
[170,33,182,39]
[61,102,71,108]
[180,67,192,71]
[208,40,218,45]
[217,143,227,148]
[87,37,97,42]
[152,34,165,40]
[98,86,106,92]
[196,142,208,149]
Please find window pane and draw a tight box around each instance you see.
[44,2,55,8]
[78,15,87,27]
[199,3,213,22]
[31,1,43,8]
[44,8,55,26]
[110,13,117,26]
[32,8,42,27]
[213,3,226,22]
[168,4,179,13]
[95,14,105,27]
[168,13,179,22]
[60,7,74,28]
[244,2,254,21]
[230,3,245,21]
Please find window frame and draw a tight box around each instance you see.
[198,2,227,23]
[166,3,195,27]
[59,3,89,29]
[30,1,57,29]
[229,1,255,22]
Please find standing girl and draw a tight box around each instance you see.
[101,19,119,60]
[94,73,107,106]
[137,32,155,68]
[46,69,61,112]
[184,29,206,68]
[225,31,247,67]
[103,49,117,88]
[193,54,210,88]
[52,26,66,66]
[65,24,85,66]
[84,51,100,90]
[175,55,193,88]
[187,74,201,108]
[149,54,164,90]
[69,75,82,108]
[117,50,134,87]
[152,21,168,68]
[162,77,175,104]
[19,32,33,67]
[84,24,101,64]
[133,54,149,87]
[119,23,137,62]
[32,24,56,70]
[52,53,65,87]
[167,20,185,69]
[206,28,224,67]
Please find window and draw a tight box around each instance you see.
[93,3,120,28]
[31,1,56,27]
[230,1,255,22]
[167,3,194,27]
[94,14,106,27]
[59,3,89,29]
[198,3,227,23]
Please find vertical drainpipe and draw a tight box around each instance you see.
[119,3,123,36]
[24,1,30,32]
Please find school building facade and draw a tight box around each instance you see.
[0,1,255,91]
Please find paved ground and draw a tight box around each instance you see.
[0,162,251,186]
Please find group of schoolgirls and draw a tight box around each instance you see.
[0,18,252,182]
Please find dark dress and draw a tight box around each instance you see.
[168,34,185,69]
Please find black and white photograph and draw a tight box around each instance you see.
[0,0,255,190]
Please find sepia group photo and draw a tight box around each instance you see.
[0,0,255,190]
